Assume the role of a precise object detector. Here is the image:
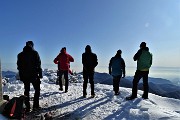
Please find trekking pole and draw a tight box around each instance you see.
[0,59,3,102]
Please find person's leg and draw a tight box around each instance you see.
[23,81,31,110]
[59,70,63,90]
[83,71,88,97]
[126,70,142,100]
[131,70,142,98]
[64,70,69,92]
[113,75,121,95]
[89,72,95,96]
[142,71,149,99]
[32,79,41,109]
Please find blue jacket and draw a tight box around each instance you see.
[109,55,125,77]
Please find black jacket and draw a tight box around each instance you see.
[82,51,98,72]
[17,46,42,81]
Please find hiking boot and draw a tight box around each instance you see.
[126,96,137,100]
[142,96,148,99]
[142,95,148,99]
[91,94,95,98]
[33,107,42,111]
[59,88,63,91]
[25,108,32,113]
[115,92,120,95]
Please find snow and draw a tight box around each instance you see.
[1,70,180,120]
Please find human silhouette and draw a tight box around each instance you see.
[126,42,152,100]
[109,50,126,95]
[17,41,42,112]
[82,45,98,98]
[54,47,74,92]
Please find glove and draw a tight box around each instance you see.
[122,74,125,78]
[39,72,43,78]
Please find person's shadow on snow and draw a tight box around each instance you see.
[104,98,150,120]
[53,96,110,119]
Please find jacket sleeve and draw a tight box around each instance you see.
[93,54,98,68]
[82,53,85,65]
[36,51,43,78]
[121,58,126,75]
[68,54,74,62]
[133,49,142,61]
[17,54,21,70]
[150,53,153,66]
[108,58,112,74]
[54,55,59,64]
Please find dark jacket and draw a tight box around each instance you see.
[133,47,152,71]
[109,54,125,76]
[82,49,98,73]
[17,45,42,81]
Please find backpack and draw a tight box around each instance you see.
[2,96,26,119]
[138,50,152,70]
[111,57,123,76]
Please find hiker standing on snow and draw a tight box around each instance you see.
[17,41,42,112]
[82,45,98,98]
[109,50,126,95]
[126,42,152,100]
[54,47,74,93]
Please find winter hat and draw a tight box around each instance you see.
[117,49,122,54]
[60,47,66,53]
[140,42,146,48]
[26,41,34,47]
[85,45,91,53]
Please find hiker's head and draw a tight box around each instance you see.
[60,47,66,53]
[140,42,146,48]
[117,49,122,55]
[26,41,34,48]
[85,45,92,53]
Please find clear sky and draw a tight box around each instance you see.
[0,0,180,71]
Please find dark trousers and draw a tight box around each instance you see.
[113,75,121,93]
[83,71,95,95]
[23,78,41,109]
[131,70,149,98]
[58,70,69,91]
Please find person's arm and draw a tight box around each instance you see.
[82,53,87,70]
[17,54,21,70]
[109,58,112,75]
[53,55,59,64]
[121,58,126,78]
[133,49,142,61]
[68,54,74,62]
[36,51,43,78]
[93,54,98,68]
[150,53,153,66]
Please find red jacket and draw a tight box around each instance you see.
[54,51,74,71]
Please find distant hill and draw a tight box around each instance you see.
[2,71,16,78]
[92,72,180,99]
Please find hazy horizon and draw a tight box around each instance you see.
[1,62,179,81]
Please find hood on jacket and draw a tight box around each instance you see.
[115,49,122,58]
[85,45,92,53]
[141,47,149,51]
[60,47,66,54]
[23,45,33,52]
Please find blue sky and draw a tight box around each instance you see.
[0,0,180,71]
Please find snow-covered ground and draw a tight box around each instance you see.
[1,69,180,120]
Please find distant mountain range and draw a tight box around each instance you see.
[2,71,180,99]
[93,72,180,99]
